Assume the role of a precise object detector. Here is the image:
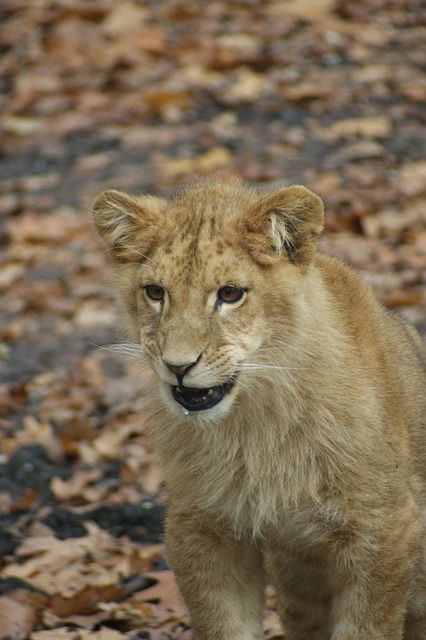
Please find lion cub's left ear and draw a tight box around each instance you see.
[245,185,324,267]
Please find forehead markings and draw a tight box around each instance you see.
[152,205,249,289]
[209,215,217,240]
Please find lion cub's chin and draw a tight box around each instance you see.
[159,380,237,422]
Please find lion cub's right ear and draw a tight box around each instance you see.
[92,189,166,263]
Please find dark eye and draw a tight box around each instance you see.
[144,284,165,302]
[217,286,245,304]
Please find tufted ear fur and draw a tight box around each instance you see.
[92,189,167,263]
[244,185,324,267]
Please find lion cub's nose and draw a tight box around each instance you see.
[165,360,198,383]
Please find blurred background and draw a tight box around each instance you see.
[1,0,426,638]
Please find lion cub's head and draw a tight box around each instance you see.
[93,177,324,420]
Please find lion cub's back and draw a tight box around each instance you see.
[317,251,426,469]
[316,251,425,363]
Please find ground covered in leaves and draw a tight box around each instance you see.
[1,0,426,638]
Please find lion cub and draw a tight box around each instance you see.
[93,176,426,640]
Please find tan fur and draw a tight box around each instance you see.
[93,176,426,640]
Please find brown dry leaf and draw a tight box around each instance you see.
[0,262,25,288]
[12,173,60,192]
[101,3,148,35]
[157,147,232,178]
[80,630,129,640]
[132,27,166,54]
[97,599,157,626]
[321,232,384,268]
[0,594,41,640]
[353,64,393,84]
[2,521,162,618]
[73,300,119,329]
[49,113,95,138]
[309,173,341,196]
[91,423,137,460]
[97,579,188,634]
[1,415,63,459]
[50,584,124,618]
[398,78,426,102]
[147,631,188,640]
[3,523,114,588]
[383,291,425,308]
[136,570,186,617]
[75,152,118,174]
[397,161,426,197]
[282,82,333,102]
[216,33,261,59]
[6,209,86,244]
[269,0,335,17]
[320,116,392,141]
[143,88,192,119]
[361,200,426,238]
[222,68,269,103]
[50,468,103,502]
[31,630,78,640]
[7,487,41,511]
[132,460,162,494]
[41,608,109,632]
[26,371,99,431]
[407,229,426,253]
[2,115,42,135]
[336,140,385,161]
[77,355,109,390]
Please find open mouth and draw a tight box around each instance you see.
[171,378,236,412]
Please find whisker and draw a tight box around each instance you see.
[239,364,306,371]
[233,377,253,394]
[254,344,314,358]
[127,248,158,267]
[94,342,145,360]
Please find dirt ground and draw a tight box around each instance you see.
[1,0,426,638]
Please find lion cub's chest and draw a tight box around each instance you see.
[181,437,338,547]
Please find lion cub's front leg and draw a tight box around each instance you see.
[165,512,265,640]
[266,503,419,640]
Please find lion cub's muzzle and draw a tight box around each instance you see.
[171,378,237,412]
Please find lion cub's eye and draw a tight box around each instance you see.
[217,286,245,304]
[144,284,165,302]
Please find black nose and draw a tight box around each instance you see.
[164,360,199,384]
